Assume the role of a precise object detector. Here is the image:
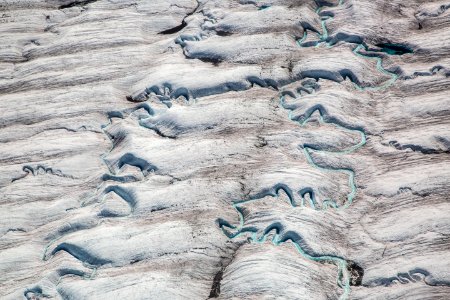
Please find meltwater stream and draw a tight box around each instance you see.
[218,0,405,299]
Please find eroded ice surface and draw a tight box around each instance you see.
[1,0,450,299]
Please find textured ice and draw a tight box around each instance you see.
[1,0,450,299]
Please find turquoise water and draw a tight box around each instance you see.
[219,0,405,298]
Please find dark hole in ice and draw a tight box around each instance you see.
[348,261,364,286]
[216,30,233,37]
[59,0,98,9]
[315,0,334,7]
[209,269,223,297]
[197,56,222,66]
[375,43,413,55]
[158,21,188,35]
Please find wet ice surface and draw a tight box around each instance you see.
[1,0,450,299]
